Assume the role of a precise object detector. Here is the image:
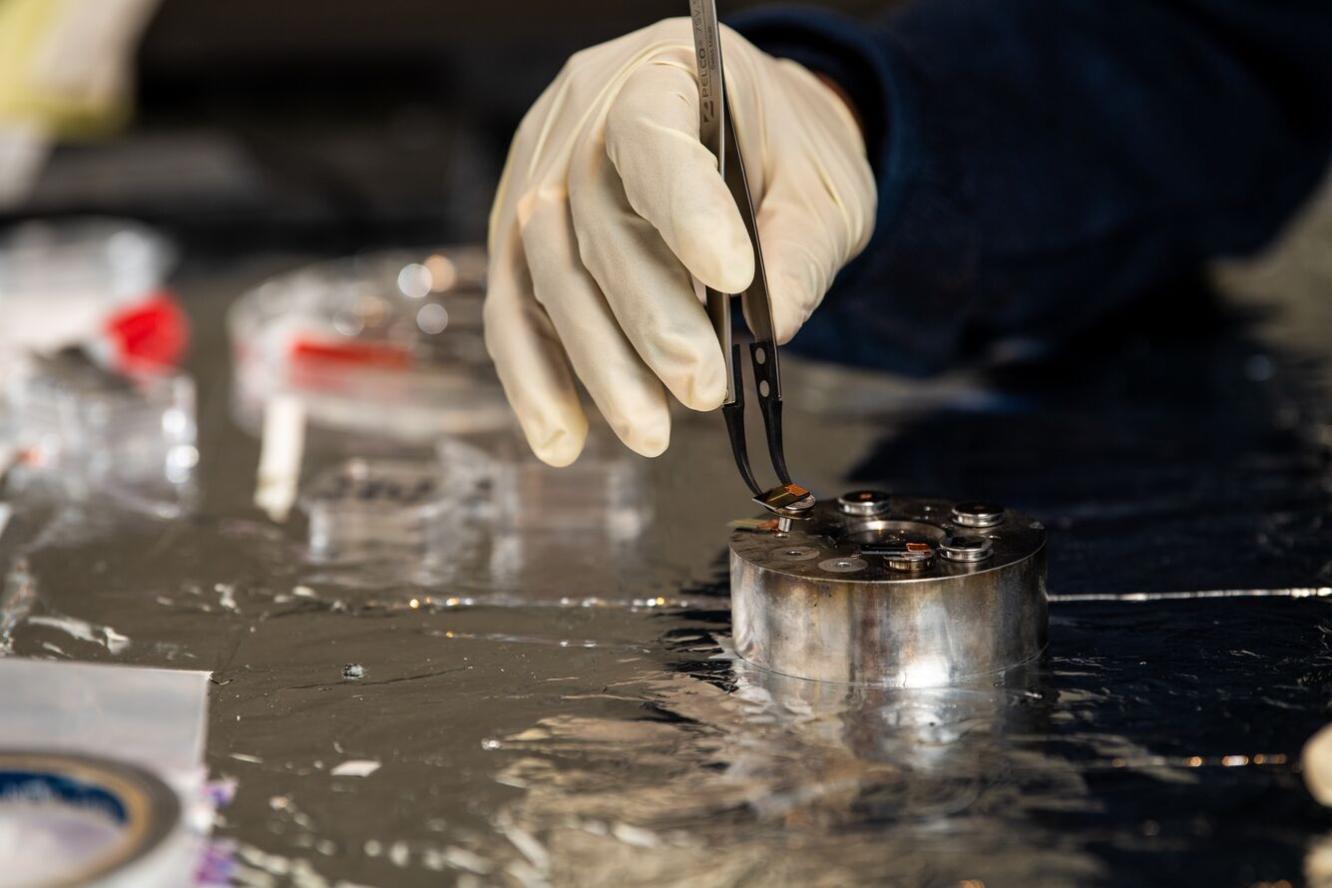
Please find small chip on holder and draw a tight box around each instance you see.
[753,482,816,516]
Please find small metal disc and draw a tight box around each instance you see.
[863,540,936,572]
[951,502,1005,528]
[940,534,993,563]
[837,489,891,517]
[887,550,934,571]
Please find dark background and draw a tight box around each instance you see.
[14,0,881,250]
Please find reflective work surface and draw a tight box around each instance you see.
[2,237,1332,887]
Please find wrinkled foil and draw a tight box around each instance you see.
[2,252,1331,887]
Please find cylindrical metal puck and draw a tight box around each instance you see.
[730,494,1047,687]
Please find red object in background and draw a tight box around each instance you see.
[288,338,414,370]
[104,291,190,372]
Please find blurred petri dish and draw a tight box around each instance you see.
[229,246,508,444]
[438,427,649,540]
[298,458,477,561]
[3,353,197,517]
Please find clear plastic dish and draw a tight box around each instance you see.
[229,247,510,443]
[3,353,198,517]
[299,458,478,562]
[438,427,648,540]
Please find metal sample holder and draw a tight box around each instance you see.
[730,492,1048,687]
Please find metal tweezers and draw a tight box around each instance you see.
[688,0,814,515]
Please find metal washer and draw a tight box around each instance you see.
[730,494,1047,687]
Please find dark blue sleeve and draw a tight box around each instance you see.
[732,2,1332,375]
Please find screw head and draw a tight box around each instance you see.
[837,489,891,517]
[951,501,1005,528]
[819,556,867,574]
[773,545,821,562]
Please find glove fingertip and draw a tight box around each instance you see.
[623,413,671,458]
[634,433,669,459]
[676,351,727,412]
[680,223,755,294]
[528,422,587,468]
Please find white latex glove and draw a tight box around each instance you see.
[1306,723,1332,806]
[485,17,876,466]
[0,0,162,206]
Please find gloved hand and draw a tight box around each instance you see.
[485,17,876,466]
[0,0,162,206]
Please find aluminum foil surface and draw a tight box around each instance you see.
[1,247,1331,887]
